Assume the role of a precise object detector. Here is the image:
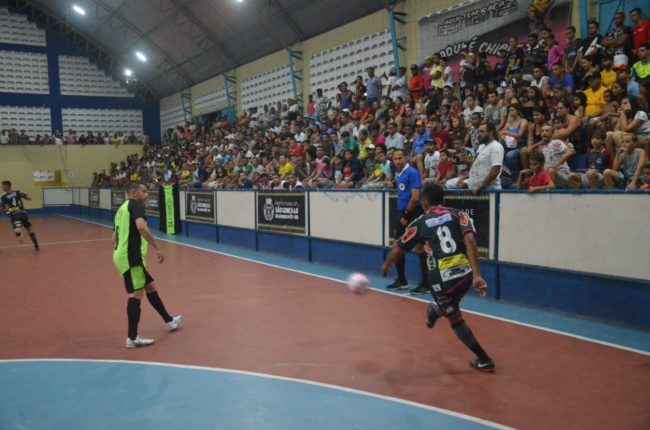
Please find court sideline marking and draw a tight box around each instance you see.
[0,358,515,430]
[0,238,110,249]
[60,215,650,357]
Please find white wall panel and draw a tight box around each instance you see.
[160,104,185,132]
[0,106,51,136]
[80,188,89,206]
[62,108,142,134]
[216,191,255,229]
[194,87,228,112]
[99,189,111,210]
[240,65,293,113]
[0,8,46,46]
[0,50,49,94]
[59,55,133,98]
[43,188,73,205]
[309,29,393,102]
[310,192,383,246]
[499,193,650,280]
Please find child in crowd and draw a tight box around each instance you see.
[568,129,612,188]
[517,151,555,192]
[604,134,646,189]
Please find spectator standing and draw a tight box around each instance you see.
[564,26,581,73]
[388,66,407,101]
[546,34,564,71]
[365,66,382,106]
[631,43,650,85]
[429,54,444,91]
[386,149,429,295]
[306,94,315,117]
[603,12,633,66]
[441,56,454,88]
[409,64,425,102]
[630,8,650,56]
[315,89,331,118]
[468,124,504,192]
[580,20,604,67]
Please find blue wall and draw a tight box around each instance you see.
[0,16,160,142]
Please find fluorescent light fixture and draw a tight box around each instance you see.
[135,51,147,62]
[236,0,243,3]
[71,4,86,15]
[124,68,133,77]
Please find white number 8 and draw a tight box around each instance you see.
[436,226,457,254]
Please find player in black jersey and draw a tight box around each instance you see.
[382,184,495,372]
[1,181,39,250]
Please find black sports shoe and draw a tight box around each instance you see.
[470,358,496,372]
[426,302,443,329]
[410,282,430,296]
[386,279,409,291]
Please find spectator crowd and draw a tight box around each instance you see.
[83,11,650,192]
[0,129,147,146]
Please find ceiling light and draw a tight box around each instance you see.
[124,68,132,77]
[71,4,86,15]
[236,0,243,3]
[135,51,147,62]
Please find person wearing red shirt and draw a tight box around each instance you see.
[428,117,452,150]
[631,8,650,55]
[517,151,555,192]
[287,140,304,157]
[435,149,454,186]
[409,64,425,102]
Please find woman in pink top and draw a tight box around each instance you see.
[546,34,564,72]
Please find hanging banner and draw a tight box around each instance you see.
[418,0,571,76]
[388,193,490,258]
[185,191,216,223]
[158,184,181,234]
[146,189,159,217]
[257,192,306,235]
[89,189,100,208]
[111,189,126,210]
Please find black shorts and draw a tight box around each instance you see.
[394,205,424,238]
[122,266,154,293]
[9,212,31,230]
[431,272,472,312]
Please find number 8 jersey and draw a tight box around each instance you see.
[397,206,476,285]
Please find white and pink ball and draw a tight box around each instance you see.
[346,272,370,295]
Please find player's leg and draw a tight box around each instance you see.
[387,216,408,291]
[143,280,182,331]
[447,309,494,371]
[124,267,154,348]
[23,217,39,250]
[10,217,24,243]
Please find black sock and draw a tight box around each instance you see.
[146,291,172,323]
[452,320,490,361]
[127,297,141,340]
[419,253,429,284]
[395,254,406,282]
[29,233,39,248]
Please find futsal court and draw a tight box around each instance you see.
[1,215,649,430]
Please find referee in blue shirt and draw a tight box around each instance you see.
[387,149,430,295]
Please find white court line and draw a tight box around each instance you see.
[0,238,111,249]
[0,358,515,430]
[60,215,650,357]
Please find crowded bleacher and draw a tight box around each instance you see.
[84,10,650,192]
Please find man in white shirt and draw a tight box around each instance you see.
[388,66,407,101]
[468,124,504,192]
[441,56,454,88]
[384,122,405,150]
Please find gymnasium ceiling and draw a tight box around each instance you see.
[23,0,397,98]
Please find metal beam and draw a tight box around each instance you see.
[90,0,193,87]
[5,0,158,99]
[167,0,239,67]
[267,0,306,40]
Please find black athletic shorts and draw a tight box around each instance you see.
[122,266,154,293]
[394,205,424,239]
[431,272,472,312]
[9,212,31,230]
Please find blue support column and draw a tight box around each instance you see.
[180,90,192,123]
[579,0,589,37]
[388,9,407,72]
[287,48,303,109]
[223,73,237,128]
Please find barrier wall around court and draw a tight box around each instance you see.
[39,188,650,328]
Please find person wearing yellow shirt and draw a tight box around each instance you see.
[278,155,294,179]
[357,128,372,161]
[583,74,606,117]
[129,171,139,182]
[429,53,444,90]
[600,55,617,89]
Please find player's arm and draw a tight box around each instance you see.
[135,217,164,263]
[463,232,487,297]
[20,192,31,201]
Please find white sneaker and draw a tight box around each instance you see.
[166,315,183,332]
[125,335,155,348]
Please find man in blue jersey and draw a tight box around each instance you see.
[386,149,430,295]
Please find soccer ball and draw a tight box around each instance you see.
[346,272,370,295]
